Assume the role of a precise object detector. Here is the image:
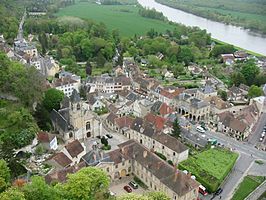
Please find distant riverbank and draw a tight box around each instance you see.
[138,0,266,56]
[155,0,266,35]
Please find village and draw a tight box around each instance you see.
[1,22,266,200]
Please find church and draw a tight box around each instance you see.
[51,89,99,142]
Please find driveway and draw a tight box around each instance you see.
[109,176,147,197]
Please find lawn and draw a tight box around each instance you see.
[232,175,265,200]
[178,148,238,193]
[56,2,176,36]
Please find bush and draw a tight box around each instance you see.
[101,145,111,150]
[133,176,148,189]
[155,152,166,161]
[167,160,174,166]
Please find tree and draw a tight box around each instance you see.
[147,192,171,200]
[172,118,181,138]
[230,72,246,86]
[210,44,235,57]
[0,187,26,200]
[118,192,170,200]
[248,85,263,98]
[22,176,60,200]
[101,137,108,147]
[218,90,227,101]
[0,160,10,192]
[61,167,110,200]
[43,88,64,112]
[241,60,260,86]
[177,46,194,65]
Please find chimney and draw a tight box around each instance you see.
[143,150,147,158]
[157,161,163,170]
[174,169,179,182]
[187,172,191,178]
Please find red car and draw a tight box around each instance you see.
[123,185,132,193]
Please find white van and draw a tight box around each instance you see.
[196,126,205,133]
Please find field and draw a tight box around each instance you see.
[178,148,238,193]
[232,176,265,200]
[56,2,176,36]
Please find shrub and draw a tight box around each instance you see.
[167,160,173,166]
[155,152,166,161]
[133,176,148,189]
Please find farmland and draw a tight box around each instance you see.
[178,148,238,193]
[56,2,176,36]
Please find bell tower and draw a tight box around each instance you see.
[69,89,83,129]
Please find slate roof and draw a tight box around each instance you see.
[106,112,118,124]
[151,101,163,113]
[117,140,199,196]
[51,109,69,133]
[152,133,188,153]
[218,111,247,133]
[82,149,112,166]
[70,89,81,103]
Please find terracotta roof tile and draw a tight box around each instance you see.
[65,140,84,158]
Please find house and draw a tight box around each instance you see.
[156,52,164,60]
[227,86,246,101]
[151,101,173,117]
[87,95,105,111]
[196,85,217,100]
[88,74,131,93]
[221,54,234,65]
[37,132,58,151]
[47,152,72,170]
[51,90,98,141]
[45,162,86,184]
[158,88,185,106]
[176,93,210,122]
[105,140,199,200]
[188,64,203,75]
[61,140,86,165]
[144,113,166,131]
[52,74,81,97]
[234,51,248,61]
[217,111,249,140]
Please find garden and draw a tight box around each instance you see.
[178,148,238,193]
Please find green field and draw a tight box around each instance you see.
[56,2,176,36]
[232,176,265,200]
[178,148,238,193]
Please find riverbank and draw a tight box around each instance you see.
[212,38,265,58]
[154,0,266,35]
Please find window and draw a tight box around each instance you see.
[69,132,73,138]
[162,145,165,150]
[115,165,118,169]
[106,167,109,172]
[173,152,176,156]
[122,161,125,166]
[77,103,81,110]
[86,122,91,130]
[86,132,91,138]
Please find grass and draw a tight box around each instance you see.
[232,175,265,200]
[255,160,264,165]
[178,148,238,193]
[56,2,176,36]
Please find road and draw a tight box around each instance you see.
[189,125,266,200]
[248,113,266,145]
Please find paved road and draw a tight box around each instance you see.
[190,126,266,160]
[248,113,266,145]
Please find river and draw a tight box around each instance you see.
[138,0,266,56]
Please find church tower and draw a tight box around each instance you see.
[69,89,84,130]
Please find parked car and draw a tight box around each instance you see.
[129,181,138,189]
[123,185,132,193]
[106,134,113,139]
[215,188,223,195]
[96,135,101,139]
[196,126,205,133]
